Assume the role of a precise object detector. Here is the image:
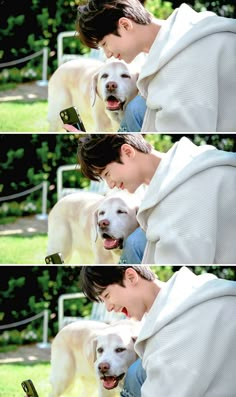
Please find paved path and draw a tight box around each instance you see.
[0,215,47,236]
[0,343,51,364]
[0,81,48,102]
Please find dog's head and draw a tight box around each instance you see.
[91,60,139,123]
[94,191,140,251]
[94,320,139,391]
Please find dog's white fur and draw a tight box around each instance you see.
[47,190,140,264]
[48,58,138,132]
[49,319,140,397]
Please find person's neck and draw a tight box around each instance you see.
[141,18,164,53]
[144,278,165,313]
[142,149,165,185]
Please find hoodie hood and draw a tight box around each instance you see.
[135,267,236,356]
[137,137,236,232]
[137,3,236,98]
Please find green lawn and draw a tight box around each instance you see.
[0,101,48,132]
[0,362,50,397]
[0,235,47,264]
[0,361,108,397]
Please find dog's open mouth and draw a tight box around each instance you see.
[101,373,125,390]
[106,96,125,111]
[102,233,123,250]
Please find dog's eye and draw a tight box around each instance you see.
[117,209,127,214]
[121,74,130,79]
[99,211,105,216]
[115,348,126,353]
[97,347,104,354]
[101,73,109,79]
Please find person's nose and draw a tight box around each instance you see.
[106,178,116,189]
[104,48,113,58]
[106,302,114,312]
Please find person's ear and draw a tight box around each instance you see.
[118,17,133,31]
[125,268,139,286]
[120,144,135,159]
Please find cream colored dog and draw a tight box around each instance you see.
[48,58,138,132]
[47,190,140,264]
[49,319,140,397]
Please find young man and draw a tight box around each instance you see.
[79,265,236,397]
[77,134,236,264]
[75,0,236,132]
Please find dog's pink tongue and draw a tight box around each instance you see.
[104,238,120,249]
[103,376,118,390]
[106,99,121,110]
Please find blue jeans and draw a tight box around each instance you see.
[119,228,147,264]
[119,95,147,132]
[121,359,146,397]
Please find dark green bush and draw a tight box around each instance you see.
[0,266,235,346]
[0,1,234,84]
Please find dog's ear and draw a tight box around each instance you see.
[85,337,98,364]
[90,72,99,106]
[93,209,99,242]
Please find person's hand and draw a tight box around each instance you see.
[63,124,81,132]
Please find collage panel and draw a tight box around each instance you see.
[0,265,236,397]
[1,0,236,396]
[1,133,235,265]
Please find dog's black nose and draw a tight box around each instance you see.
[98,219,110,229]
[106,81,118,92]
[98,362,110,374]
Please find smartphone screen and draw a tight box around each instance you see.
[45,252,64,264]
[21,379,39,397]
[60,106,86,131]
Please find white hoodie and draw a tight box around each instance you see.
[135,267,236,397]
[137,4,236,132]
[137,137,236,264]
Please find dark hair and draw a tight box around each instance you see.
[79,266,156,302]
[76,0,151,49]
[77,134,152,181]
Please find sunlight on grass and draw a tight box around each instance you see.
[0,362,50,397]
[0,362,118,397]
[0,235,47,264]
[0,101,48,132]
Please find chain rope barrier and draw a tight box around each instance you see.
[0,182,44,202]
[0,311,45,330]
[0,49,44,68]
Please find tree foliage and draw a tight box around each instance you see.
[0,265,235,345]
[0,0,235,76]
[0,134,235,218]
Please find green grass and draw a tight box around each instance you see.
[0,216,18,225]
[0,235,47,264]
[0,362,51,397]
[0,82,18,91]
[0,101,48,132]
[0,361,103,397]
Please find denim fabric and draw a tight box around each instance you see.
[120,359,146,397]
[119,95,147,132]
[119,227,147,264]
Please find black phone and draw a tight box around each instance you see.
[45,252,64,264]
[21,379,39,397]
[60,106,86,132]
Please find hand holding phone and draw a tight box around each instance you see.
[60,106,86,132]
[21,379,39,397]
[45,252,64,264]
